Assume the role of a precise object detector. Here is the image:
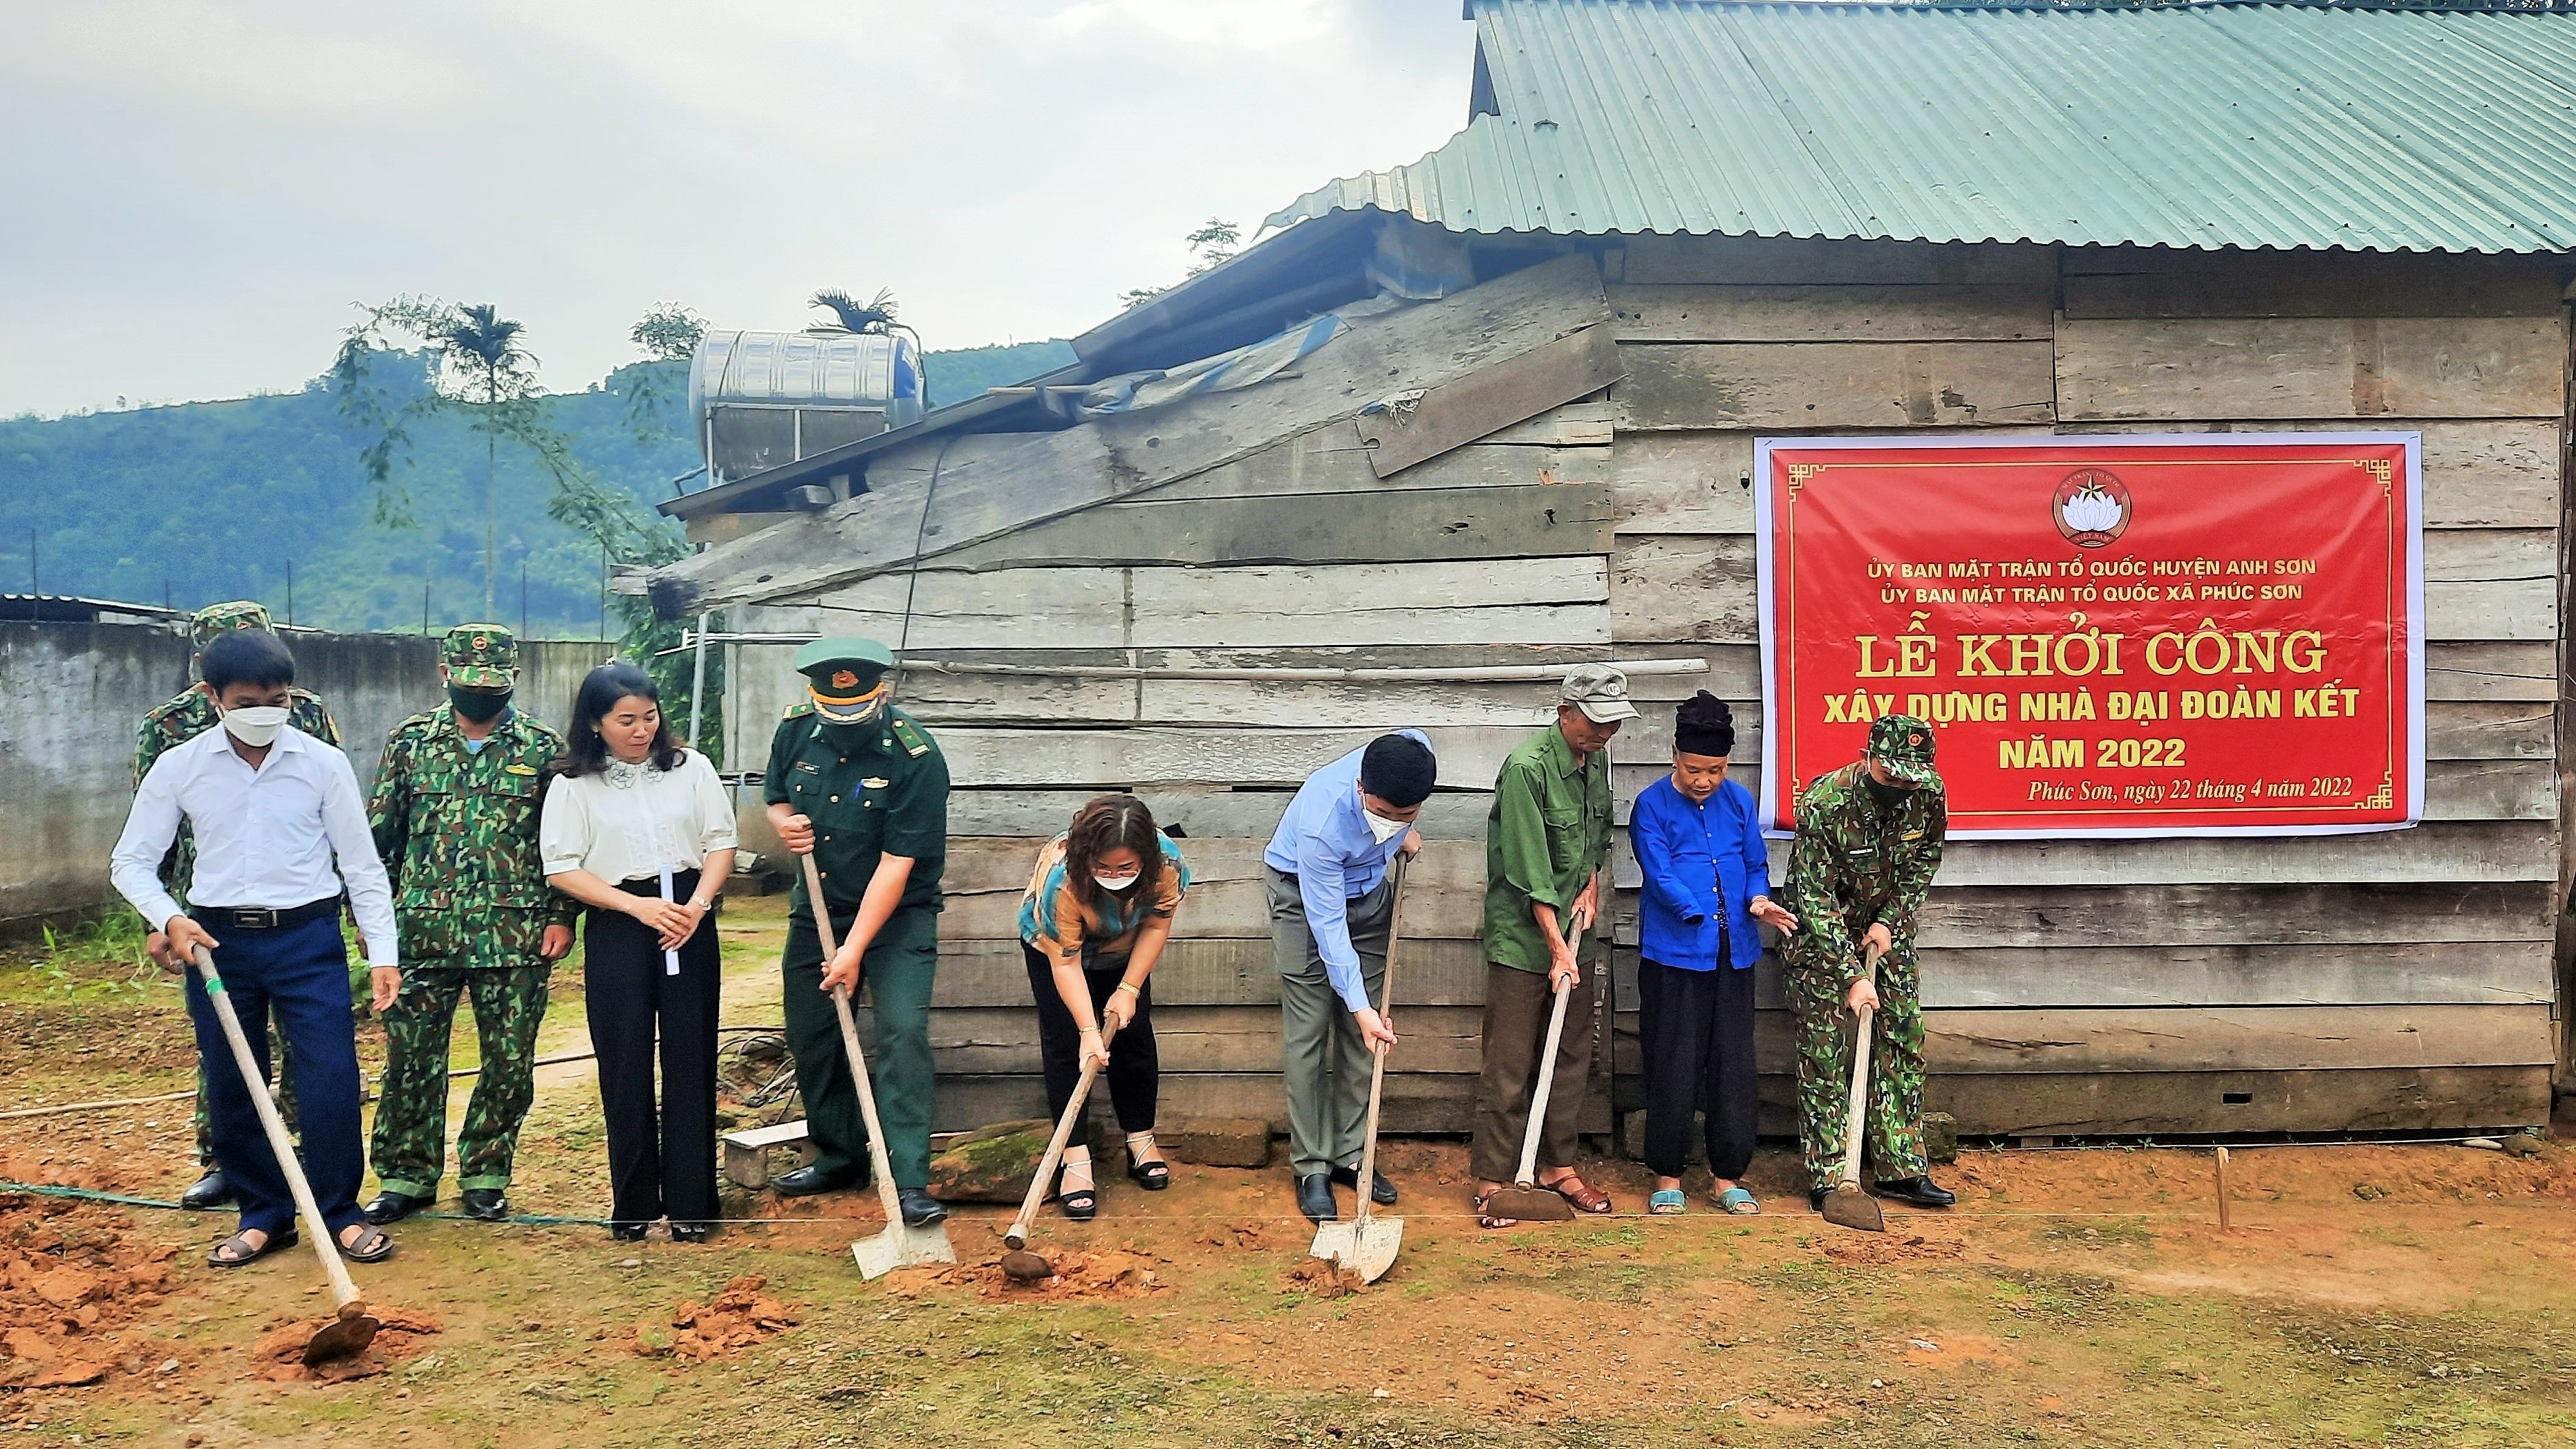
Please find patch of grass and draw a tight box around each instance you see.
[2035,1215,2154,1249]
[1986,1268,2122,1325]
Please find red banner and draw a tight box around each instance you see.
[1756,435,2423,838]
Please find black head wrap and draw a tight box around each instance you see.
[1674,691,1735,758]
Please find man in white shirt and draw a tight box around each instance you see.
[111,630,403,1269]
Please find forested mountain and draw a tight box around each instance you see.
[0,339,1074,637]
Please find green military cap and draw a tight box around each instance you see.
[1867,713,1941,789]
[191,600,272,650]
[442,623,519,687]
[795,636,896,696]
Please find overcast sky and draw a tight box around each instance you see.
[0,1,1471,418]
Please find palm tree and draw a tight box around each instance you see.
[442,305,534,618]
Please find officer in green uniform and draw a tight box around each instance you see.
[1782,713,1955,1213]
[762,637,951,1227]
[362,624,577,1224]
[136,601,339,1210]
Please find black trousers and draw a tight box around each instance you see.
[1022,943,1158,1153]
[584,870,722,1228]
[1637,954,1758,1182]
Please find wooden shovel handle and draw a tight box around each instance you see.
[1836,940,1887,1190]
[189,946,362,1311]
[802,853,909,1230]
[1350,854,1408,1231]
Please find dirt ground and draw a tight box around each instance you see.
[2,898,2572,1448]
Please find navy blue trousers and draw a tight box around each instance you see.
[183,913,367,1241]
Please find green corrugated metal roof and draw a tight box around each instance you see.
[1270,1,2576,253]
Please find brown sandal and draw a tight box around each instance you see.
[1544,1173,1614,1215]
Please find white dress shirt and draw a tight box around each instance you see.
[539,752,737,885]
[111,724,400,968]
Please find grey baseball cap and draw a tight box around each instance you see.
[1560,663,1640,723]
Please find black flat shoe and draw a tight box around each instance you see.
[671,1222,714,1244]
[208,1226,297,1269]
[770,1163,866,1197]
[1873,1176,1957,1208]
[1296,1172,1336,1224]
[180,1168,233,1211]
[1330,1164,1397,1206]
[460,1188,509,1222]
[609,1222,649,1242]
[897,1188,948,1227]
[364,1190,429,1224]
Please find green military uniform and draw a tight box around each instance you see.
[138,602,337,1167]
[1782,714,1947,1194]
[366,625,574,1202]
[765,638,948,1190]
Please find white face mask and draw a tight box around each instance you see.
[1363,809,1409,845]
[220,705,290,748]
[1093,872,1140,893]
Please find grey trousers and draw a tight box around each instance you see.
[1266,865,1394,1179]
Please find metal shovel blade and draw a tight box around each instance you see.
[1309,1216,1405,1283]
[1820,1182,1885,1233]
[851,1221,956,1280]
[303,1302,381,1366]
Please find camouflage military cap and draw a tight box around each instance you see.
[191,600,272,650]
[1867,713,1940,789]
[442,623,519,688]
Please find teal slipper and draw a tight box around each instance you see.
[1715,1186,1760,1215]
[1648,1188,1688,1215]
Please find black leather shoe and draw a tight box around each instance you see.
[609,1222,648,1243]
[1809,1188,1829,1213]
[364,1190,429,1224]
[1331,1163,1398,1206]
[180,1168,233,1210]
[1874,1176,1957,1208]
[1296,1173,1336,1223]
[771,1163,866,1197]
[897,1188,948,1226]
[460,1188,509,1222]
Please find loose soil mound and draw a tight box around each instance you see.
[927,1249,1169,1300]
[0,1193,176,1391]
[1822,1229,1967,1266]
[632,1275,802,1362]
[250,1305,442,1383]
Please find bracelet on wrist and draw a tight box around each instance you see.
[1113,981,1141,996]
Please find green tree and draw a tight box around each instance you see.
[332,297,566,619]
[1119,218,1242,308]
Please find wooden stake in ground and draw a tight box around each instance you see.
[2214,1146,2234,1232]
[1310,854,1409,1282]
[188,946,380,1365]
[800,854,955,1278]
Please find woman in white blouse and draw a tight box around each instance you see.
[540,663,736,1242]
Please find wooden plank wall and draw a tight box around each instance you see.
[725,237,2565,1141]
[1603,235,2564,1136]
[734,397,1645,1134]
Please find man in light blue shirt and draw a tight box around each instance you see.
[1263,730,1435,1224]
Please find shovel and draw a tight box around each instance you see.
[1477,888,1594,1224]
[1820,941,1889,1235]
[801,855,955,1278]
[188,945,380,1365]
[1309,854,1409,1282]
[1000,1019,1118,1282]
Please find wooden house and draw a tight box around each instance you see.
[642,0,2574,1142]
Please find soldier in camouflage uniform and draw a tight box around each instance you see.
[136,601,339,1210]
[1782,713,1957,1213]
[362,624,576,1224]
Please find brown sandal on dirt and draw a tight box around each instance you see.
[208,1226,297,1269]
[1544,1173,1614,1215]
[335,1222,395,1264]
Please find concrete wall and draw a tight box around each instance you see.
[0,621,620,926]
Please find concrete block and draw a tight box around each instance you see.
[1163,1116,1273,1169]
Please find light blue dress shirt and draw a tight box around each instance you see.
[1262,729,1433,1013]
